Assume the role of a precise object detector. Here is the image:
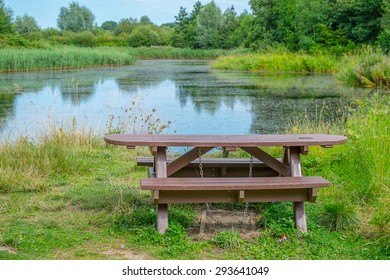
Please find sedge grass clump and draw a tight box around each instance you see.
[319,201,358,231]
[338,48,390,88]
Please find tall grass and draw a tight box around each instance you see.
[289,93,389,237]
[211,52,338,73]
[0,46,137,72]
[126,46,229,60]
[0,46,239,73]
[0,96,170,194]
[338,48,390,89]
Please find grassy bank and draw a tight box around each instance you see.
[0,94,388,260]
[0,47,137,72]
[337,48,390,89]
[0,46,229,73]
[210,52,338,73]
[211,48,390,89]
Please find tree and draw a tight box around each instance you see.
[195,1,223,49]
[0,0,13,34]
[101,20,117,31]
[114,18,138,36]
[172,6,189,48]
[230,11,254,48]
[57,1,95,32]
[14,14,40,34]
[294,0,332,50]
[220,6,239,49]
[128,25,161,47]
[378,0,390,51]
[330,0,384,44]
[140,15,153,25]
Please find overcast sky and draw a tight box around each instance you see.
[6,0,251,28]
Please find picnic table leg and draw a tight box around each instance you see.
[289,146,308,233]
[155,146,168,234]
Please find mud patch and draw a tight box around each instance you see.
[101,248,151,260]
[189,209,261,239]
[0,246,17,254]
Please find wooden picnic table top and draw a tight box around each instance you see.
[104,134,347,148]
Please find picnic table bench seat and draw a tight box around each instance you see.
[136,156,279,177]
[140,176,329,204]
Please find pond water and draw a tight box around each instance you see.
[0,60,366,140]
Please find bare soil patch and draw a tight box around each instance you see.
[0,246,17,254]
[189,209,262,240]
[101,247,151,260]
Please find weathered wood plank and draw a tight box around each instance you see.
[104,134,347,148]
[155,147,168,234]
[289,146,307,233]
[137,156,271,167]
[155,147,167,178]
[157,204,168,234]
[155,189,311,204]
[140,176,329,190]
[167,147,213,177]
[241,147,291,177]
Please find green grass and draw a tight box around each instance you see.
[337,48,390,89]
[210,52,338,73]
[211,48,390,89]
[0,94,389,260]
[126,46,229,60]
[0,46,234,73]
[0,46,137,72]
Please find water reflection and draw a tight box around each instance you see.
[0,60,368,139]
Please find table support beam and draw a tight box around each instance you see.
[289,146,307,233]
[167,147,213,177]
[241,147,291,177]
[155,147,168,234]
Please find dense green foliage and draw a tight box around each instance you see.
[0,0,388,53]
[248,0,387,53]
[14,14,40,34]
[57,1,95,32]
[0,0,12,34]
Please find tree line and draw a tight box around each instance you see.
[0,0,389,52]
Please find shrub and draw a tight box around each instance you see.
[128,26,162,47]
[71,31,97,47]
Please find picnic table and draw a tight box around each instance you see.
[104,134,347,234]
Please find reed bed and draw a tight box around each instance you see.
[0,46,237,73]
[210,52,338,73]
[126,46,228,59]
[0,47,137,72]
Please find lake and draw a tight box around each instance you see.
[0,60,365,140]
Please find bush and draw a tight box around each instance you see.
[71,31,97,47]
[128,26,162,47]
